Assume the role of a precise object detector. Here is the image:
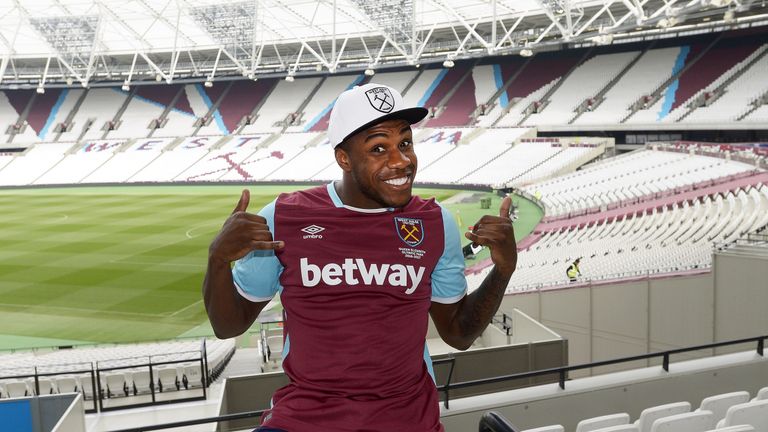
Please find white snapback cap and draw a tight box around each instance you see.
[328,83,428,147]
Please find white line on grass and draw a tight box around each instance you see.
[109,259,202,268]
[185,220,221,239]
[0,303,166,318]
[169,299,203,317]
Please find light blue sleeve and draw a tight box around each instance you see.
[431,204,468,304]
[231,199,284,302]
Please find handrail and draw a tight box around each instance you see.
[436,335,766,409]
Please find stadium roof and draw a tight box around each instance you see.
[0,0,766,89]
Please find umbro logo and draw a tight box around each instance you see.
[301,225,325,239]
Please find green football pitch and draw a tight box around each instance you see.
[0,185,542,350]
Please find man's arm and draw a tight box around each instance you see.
[203,190,284,339]
[430,197,517,350]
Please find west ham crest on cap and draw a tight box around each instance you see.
[365,87,395,113]
[394,217,424,247]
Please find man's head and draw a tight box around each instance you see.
[328,83,428,209]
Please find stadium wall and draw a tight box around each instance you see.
[713,252,768,352]
[500,249,767,375]
[499,273,706,375]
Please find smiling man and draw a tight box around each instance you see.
[203,83,517,432]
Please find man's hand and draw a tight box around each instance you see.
[464,196,517,277]
[208,189,283,265]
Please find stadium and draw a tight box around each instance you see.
[0,0,766,431]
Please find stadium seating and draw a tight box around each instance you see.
[515,385,768,432]
[290,75,363,133]
[525,148,757,219]
[467,181,768,292]
[698,392,752,421]
[683,46,768,124]
[715,400,768,431]
[591,426,639,432]
[523,51,638,126]
[706,427,756,432]
[576,413,631,432]
[576,48,680,125]
[241,77,323,134]
[649,411,714,432]
[0,142,70,186]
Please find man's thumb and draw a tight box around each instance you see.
[232,189,250,214]
[499,196,512,219]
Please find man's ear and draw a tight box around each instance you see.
[334,145,352,172]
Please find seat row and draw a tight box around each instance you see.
[522,387,768,432]
[0,363,205,400]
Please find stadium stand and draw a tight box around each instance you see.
[290,74,364,133]
[523,51,639,126]
[56,89,129,142]
[525,147,758,218]
[0,142,70,185]
[575,48,680,125]
[240,77,323,134]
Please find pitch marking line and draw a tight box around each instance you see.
[0,303,166,318]
[170,299,203,317]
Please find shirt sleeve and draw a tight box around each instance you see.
[431,204,468,304]
[231,199,284,303]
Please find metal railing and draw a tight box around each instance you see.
[103,335,766,432]
[435,335,766,409]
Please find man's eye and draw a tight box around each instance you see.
[400,140,413,148]
[372,145,385,153]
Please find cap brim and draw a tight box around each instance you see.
[336,107,429,147]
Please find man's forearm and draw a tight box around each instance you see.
[453,267,512,349]
[203,259,262,339]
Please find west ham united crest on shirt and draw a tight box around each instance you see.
[231,184,467,432]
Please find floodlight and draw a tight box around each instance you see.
[36,86,45,94]
[364,68,375,76]
[285,75,295,82]
[442,59,455,68]
[520,48,534,57]
[121,82,130,91]
[204,80,214,88]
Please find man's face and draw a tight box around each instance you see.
[335,119,417,209]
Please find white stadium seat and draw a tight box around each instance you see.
[634,401,691,432]
[521,426,565,432]
[697,392,751,423]
[591,425,640,432]
[576,413,631,432]
[649,410,714,432]
[716,400,768,431]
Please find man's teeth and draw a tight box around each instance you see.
[385,176,409,186]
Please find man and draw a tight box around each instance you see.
[567,258,582,282]
[203,83,517,432]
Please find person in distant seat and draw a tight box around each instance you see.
[567,258,582,282]
[203,83,517,432]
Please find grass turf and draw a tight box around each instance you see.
[0,185,542,350]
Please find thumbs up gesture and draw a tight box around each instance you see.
[208,190,284,264]
[465,196,517,277]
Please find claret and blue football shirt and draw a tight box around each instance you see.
[232,183,467,432]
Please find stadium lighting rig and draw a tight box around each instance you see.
[204,80,214,88]
[364,68,376,76]
[520,48,534,57]
[442,59,455,68]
